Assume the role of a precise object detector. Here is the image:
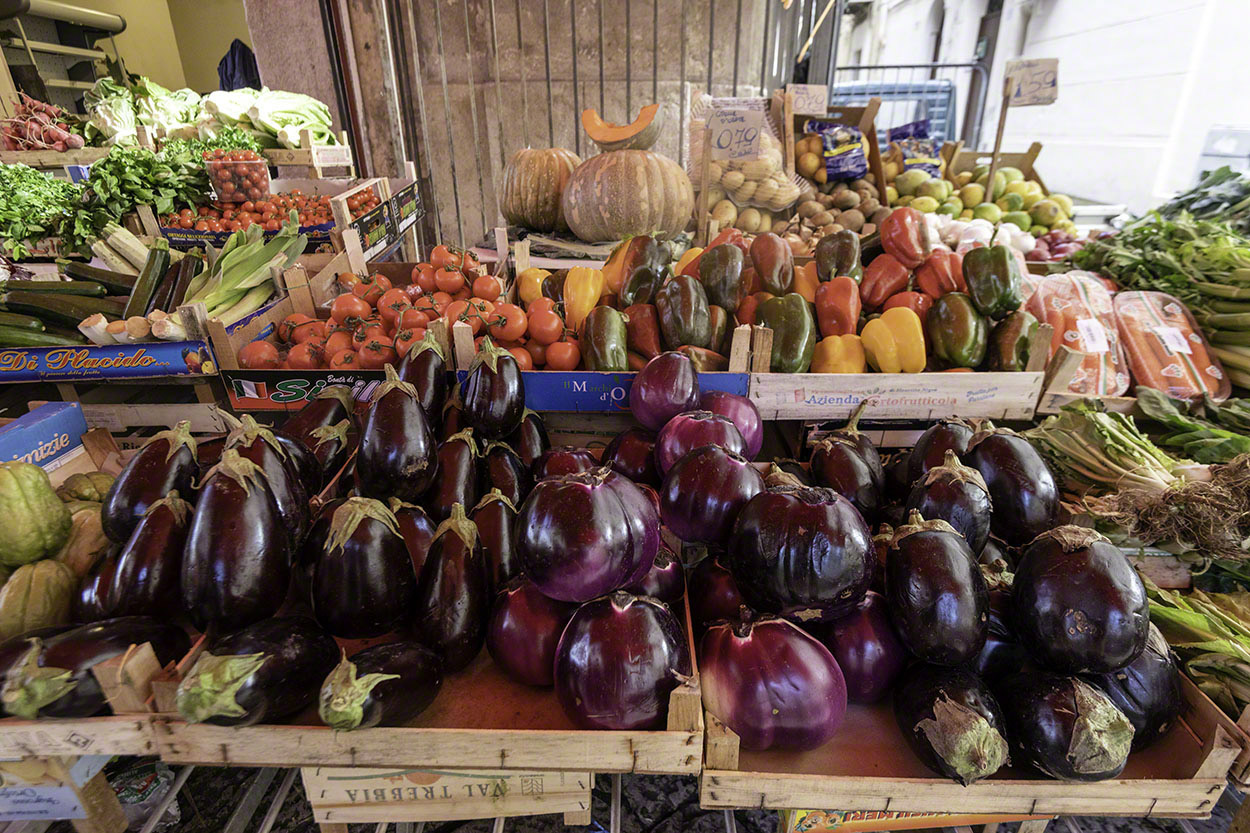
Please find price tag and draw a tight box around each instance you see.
[1155,326,1193,355]
[708,109,764,161]
[1005,58,1058,107]
[1075,319,1109,353]
[786,84,828,116]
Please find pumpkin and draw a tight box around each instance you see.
[0,462,72,567]
[56,471,115,503]
[499,147,582,232]
[582,104,664,152]
[563,150,695,243]
[0,560,75,640]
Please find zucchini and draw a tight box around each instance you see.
[62,262,138,295]
[0,312,44,331]
[123,239,170,319]
[0,324,86,348]
[0,292,121,327]
[168,258,199,311]
[146,263,180,316]
[0,281,106,297]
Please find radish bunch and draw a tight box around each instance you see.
[2,93,85,151]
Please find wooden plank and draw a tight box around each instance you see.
[750,327,773,373]
[0,148,109,167]
[69,770,127,833]
[728,325,752,374]
[90,643,162,716]
[451,320,476,373]
[0,716,155,757]
[704,713,739,771]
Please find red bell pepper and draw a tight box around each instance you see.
[883,291,933,322]
[914,250,965,300]
[815,276,861,337]
[708,227,751,258]
[880,206,929,269]
[860,253,912,310]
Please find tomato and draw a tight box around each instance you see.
[264,219,281,231]
[444,300,480,335]
[546,340,581,370]
[357,337,398,369]
[413,294,439,316]
[508,346,534,370]
[330,293,372,325]
[328,348,358,369]
[279,313,313,343]
[434,266,465,294]
[370,274,393,292]
[460,249,482,278]
[238,340,280,369]
[472,274,502,302]
[488,303,527,342]
[337,272,362,291]
[240,200,255,213]
[430,244,463,270]
[430,291,453,314]
[194,220,209,231]
[528,297,558,315]
[353,316,385,340]
[287,341,325,370]
[525,341,547,367]
[412,263,437,293]
[323,326,354,355]
[291,319,326,344]
[352,275,386,305]
[394,327,426,356]
[527,309,564,345]
[376,287,413,328]
[399,308,430,331]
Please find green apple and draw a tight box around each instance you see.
[936,202,960,217]
[972,202,1002,223]
[1003,211,1032,231]
[895,169,931,197]
[1030,225,1048,237]
[917,179,949,201]
[959,183,986,207]
[910,196,940,213]
[996,192,1024,212]
[1030,199,1063,227]
[942,196,964,213]
[999,166,1024,184]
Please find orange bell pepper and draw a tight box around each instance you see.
[914,250,965,300]
[860,253,912,310]
[815,276,861,337]
[676,247,703,278]
[793,261,819,303]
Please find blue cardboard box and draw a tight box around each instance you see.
[0,402,88,468]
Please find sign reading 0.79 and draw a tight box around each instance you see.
[708,109,764,162]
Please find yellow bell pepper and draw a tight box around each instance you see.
[861,307,926,373]
[601,238,631,294]
[811,334,866,373]
[564,266,605,333]
[793,261,819,304]
[517,267,551,307]
[674,246,703,277]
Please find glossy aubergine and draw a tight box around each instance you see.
[441,387,465,441]
[74,550,119,623]
[727,486,873,623]
[821,590,905,704]
[462,338,525,439]
[471,490,521,593]
[357,366,439,502]
[314,498,416,638]
[699,391,763,460]
[629,352,701,431]
[278,386,356,447]
[411,504,490,671]
[1083,624,1182,750]
[660,445,764,546]
[885,512,988,666]
[532,445,598,480]
[0,626,73,680]
[978,537,1013,571]
[477,441,531,505]
[305,420,353,483]
[487,577,577,686]
[175,615,338,726]
[654,411,746,475]
[894,665,1009,785]
[688,553,748,629]
[773,458,812,486]
[965,427,1058,547]
[625,547,686,604]
[973,566,1029,682]
[602,427,660,487]
[396,330,448,422]
[425,428,479,523]
[764,462,806,489]
[506,409,550,468]
[904,450,992,555]
[273,431,323,495]
[3,617,189,718]
[389,498,436,580]
[906,418,976,484]
[108,492,192,619]
[318,641,443,730]
[181,449,291,633]
[224,413,310,546]
[809,402,883,523]
[101,420,198,543]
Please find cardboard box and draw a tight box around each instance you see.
[0,755,111,821]
[0,402,89,469]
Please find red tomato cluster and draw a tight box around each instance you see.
[160,190,335,232]
[204,148,269,202]
[345,189,381,217]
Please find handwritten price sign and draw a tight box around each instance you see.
[1005,58,1058,107]
[786,84,828,116]
[708,109,764,161]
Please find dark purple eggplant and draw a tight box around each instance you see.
[773,458,811,486]
[101,421,198,542]
[763,462,806,489]
[506,408,549,467]
[278,385,356,446]
[884,454,910,503]
[175,615,338,726]
[0,626,73,680]
[390,498,436,581]
[973,565,1029,682]
[625,547,686,604]
[629,351,700,431]
[1083,624,1181,750]
[425,428,479,523]
[894,664,1009,785]
[820,590,905,703]
[225,413,310,546]
[395,330,447,423]
[305,420,354,482]
[441,387,465,441]
[809,403,883,522]
[3,617,189,718]
[318,640,443,730]
[477,441,531,505]
[655,411,746,474]
[197,436,226,469]
[727,486,873,623]
[108,491,191,619]
[411,503,490,671]
[487,577,577,687]
[965,427,1058,546]
[978,537,1013,570]
[75,549,120,623]
[181,449,291,633]
[1013,526,1148,674]
[314,498,417,638]
[904,450,992,555]
[532,446,599,480]
[688,553,748,630]
[997,671,1134,781]
[273,431,323,495]
[358,365,439,502]
[602,427,660,487]
[471,490,520,594]
[461,338,524,440]
[907,418,975,484]
[885,511,988,666]
[660,445,764,545]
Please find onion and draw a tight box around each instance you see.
[699,391,763,459]
[629,352,700,430]
[486,577,577,686]
[655,411,746,474]
[660,445,764,545]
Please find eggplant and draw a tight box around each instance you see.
[461,338,524,440]
[224,414,310,546]
[602,427,660,488]
[395,330,448,423]
[390,498,436,580]
[820,590,905,703]
[175,615,339,726]
[629,351,700,431]
[425,428,479,523]
[0,626,73,680]
[3,617,189,718]
[1013,526,1148,674]
[318,641,443,730]
[182,449,291,633]
[973,565,1030,682]
[809,402,884,522]
[75,550,120,623]
[274,431,323,495]
[978,537,1013,570]
[441,387,465,441]
[197,436,226,469]
[411,503,490,671]
[487,577,577,686]
[506,408,549,468]
[359,367,439,505]
[625,547,686,604]
[470,490,520,594]
[964,427,1058,546]
[305,420,354,483]
[278,385,356,446]
[763,462,806,489]
[773,458,811,486]
[907,418,975,484]
[101,421,198,542]
[655,411,746,475]
[688,553,748,630]
[660,445,764,546]
[477,441,531,505]
[885,511,988,666]
[893,665,1009,785]
[700,391,763,459]
[1084,624,1182,750]
[314,498,417,638]
[884,454,911,504]
[997,671,1134,781]
[108,491,191,619]
[904,450,992,555]
[532,446,598,480]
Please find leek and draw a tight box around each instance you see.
[215,285,274,327]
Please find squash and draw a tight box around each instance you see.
[582,104,664,152]
[563,150,694,243]
[55,471,115,503]
[0,560,75,640]
[54,507,111,578]
[0,462,72,567]
[499,147,582,232]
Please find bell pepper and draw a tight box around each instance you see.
[517,267,551,307]
[708,227,751,258]
[986,309,1040,371]
[627,351,648,371]
[862,307,926,373]
[793,261,819,303]
[623,303,662,359]
[742,265,761,296]
[914,250,965,299]
[860,253,912,310]
[655,274,711,350]
[563,266,605,332]
[880,206,929,269]
[758,293,817,374]
[750,232,795,296]
[708,304,729,355]
[543,269,568,303]
[883,291,933,322]
[963,245,1023,320]
[736,295,760,326]
[601,237,632,295]
[815,276,861,337]
[812,334,866,373]
[579,305,628,371]
[615,236,668,306]
[814,229,864,283]
[697,245,747,311]
[925,292,987,369]
[676,246,703,278]
[677,345,729,372]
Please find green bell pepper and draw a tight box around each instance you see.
[963,245,1023,320]
[758,292,817,373]
[986,309,1040,371]
[707,304,729,355]
[697,244,746,311]
[926,291,988,368]
[655,274,711,350]
[580,305,628,371]
[617,236,669,306]
[814,229,864,283]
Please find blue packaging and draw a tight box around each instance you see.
[0,402,87,468]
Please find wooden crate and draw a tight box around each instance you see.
[262,129,355,179]
[700,675,1240,820]
[1035,346,1137,416]
[0,148,109,168]
[773,93,888,193]
[942,141,1048,195]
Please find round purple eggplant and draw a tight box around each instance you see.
[478,441,531,505]
[396,330,447,423]
[390,498,436,581]
[809,402,883,522]
[278,385,356,447]
[688,553,748,630]
[101,421,198,543]
[763,462,806,489]
[318,640,443,730]
[0,626,73,680]
[660,445,764,546]
[425,428,479,523]
[225,413,310,546]
[357,365,439,502]
[630,351,700,431]
[965,427,1058,546]
[1083,624,1181,750]
[655,411,746,475]
[411,503,490,671]
[461,338,524,440]
[274,431,323,495]
[505,408,549,468]
[471,490,520,594]
[305,420,354,483]
[75,549,120,623]
[904,450,992,555]
[625,547,685,604]
[699,391,763,459]
[907,418,975,484]
[820,590,905,703]
[108,491,192,619]
[602,427,660,487]
[532,446,598,480]
[487,577,577,686]
[894,665,1009,785]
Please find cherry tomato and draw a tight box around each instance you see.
[291,319,326,344]
[399,308,431,331]
[328,348,359,369]
[527,309,564,345]
[434,266,465,294]
[488,303,527,342]
[279,313,313,343]
[240,200,255,213]
[264,219,281,231]
[287,341,325,369]
[508,346,534,370]
[330,293,372,325]
[546,340,581,370]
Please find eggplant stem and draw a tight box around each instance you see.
[317,655,400,732]
[431,501,479,550]
[175,651,269,723]
[0,643,77,720]
[328,497,403,553]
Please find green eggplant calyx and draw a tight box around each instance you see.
[227,414,288,461]
[175,651,269,723]
[471,336,507,375]
[310,419,352,452]
[471,487,516,513]
[314,384,357,412]
[413,327,446,359]
[143,490,193,526]
[915,694,1009,786]
[1032,524,1109,553]
[318,655,400,732]
[979,561,1014,592]
[922,449,990,495]
[0,642,76,719]
[373,363,420,404]
[201,448,269,495]
[444,427,479,457]
[328,497,403,552]
[890,509,960,547]
[150,419,198,463]
[967,422,1010,448]
[1067,679,1135,776]
[431,502,479,550]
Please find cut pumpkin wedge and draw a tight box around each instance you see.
[582,103,664,152]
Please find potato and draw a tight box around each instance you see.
[708,183,727,206]
[734,180,758,202]
[721,170,745,191]
[753,178,779,204]
[863,172,876,184]
[860,197,880,215]
[813,166,827,184]
[786,235,806,256]
[797,199,823,219]
[870,206,892,226]
[735,207,761,232]
[832,181,848,193]
[708,162,723,182]
[833,190,861,210]
[810,210,834,227]
[711,199,738,228]
[860,223,876,236]
[838,209,865,232]
[797,152,822,179]
[798,225,812,241]
[818,193,836,208]
[772,219,790,235]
